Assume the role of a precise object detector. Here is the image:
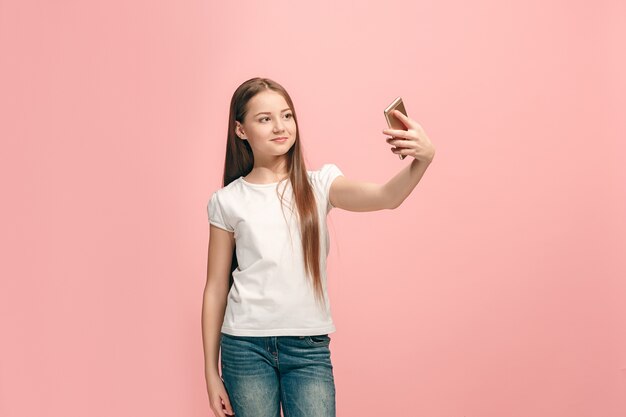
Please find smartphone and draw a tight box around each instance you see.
[384,96,408,160]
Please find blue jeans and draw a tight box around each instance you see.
[220,332,336,417]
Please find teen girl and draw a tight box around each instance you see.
[202,77,435,417]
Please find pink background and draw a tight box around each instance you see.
[1,0,624,416]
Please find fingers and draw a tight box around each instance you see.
[386,137,413,148]
[210,393,235,417]
[390,145,416,157]
[387,136,417,155]
[392,109,411,129]
[222,394,235,416]
[390,146,414,156]
[395,109,421,130]
[210,400,227,417]
[382,128,410,139]
[393,110,425,133]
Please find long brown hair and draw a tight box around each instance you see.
[222,77,325,308]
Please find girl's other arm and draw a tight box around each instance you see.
[330,110,435,212]
[202,225,235,416]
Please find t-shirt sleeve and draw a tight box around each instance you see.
[207,191,234,232]
[318,163,344,213]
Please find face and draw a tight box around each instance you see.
[235,90,297,161]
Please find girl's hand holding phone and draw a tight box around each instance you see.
[383,109,435,163]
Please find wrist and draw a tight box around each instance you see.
[206,367,221,378]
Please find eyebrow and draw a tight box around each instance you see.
[254,108,291,117]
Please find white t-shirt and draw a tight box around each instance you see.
[207,163,344,336]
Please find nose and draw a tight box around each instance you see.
[273,119,286,132]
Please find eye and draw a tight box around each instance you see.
[259,113,292,123]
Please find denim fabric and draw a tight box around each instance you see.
[220,332,336,417]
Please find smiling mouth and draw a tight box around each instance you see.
[271,137,288,141]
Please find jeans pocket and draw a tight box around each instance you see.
[304,334,331,347]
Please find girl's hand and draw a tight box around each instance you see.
[207,372,235,417]
[383,109,435,163]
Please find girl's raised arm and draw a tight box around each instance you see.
[329,110,435,212]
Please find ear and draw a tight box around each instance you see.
[235,122,247,140]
